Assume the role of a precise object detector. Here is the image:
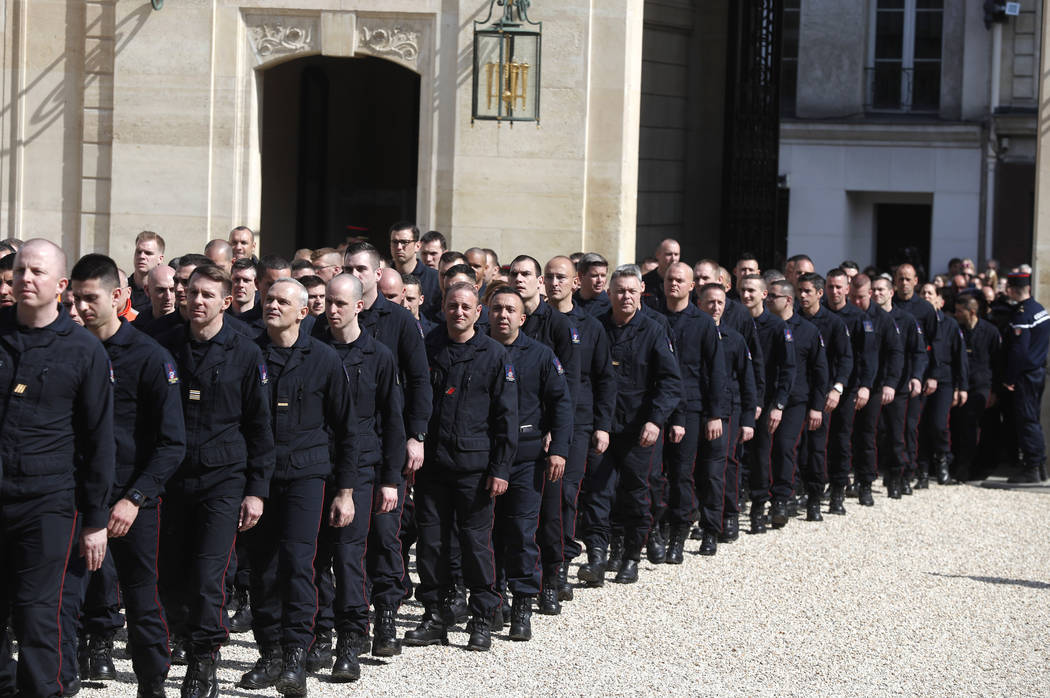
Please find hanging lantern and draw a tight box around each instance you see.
[472,0,542,125]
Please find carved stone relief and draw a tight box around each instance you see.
[245,14,318,61]
[357,23,421,68]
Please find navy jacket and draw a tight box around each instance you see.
[888,306,928,391]
[104,320,185,505]
[641,268,666,309]
[573,290,611,318]
[600,310,682,435]
[719,325,758,430]
[566,304,617,433]
[331,332,406,487]
[523,299,581,406]
[159,321,275,498]
[753,308,797,409]
[828,301,877,391]
[660,301,728,423]
[501,333,574,463]
[1004,297,1050,385]
[358,294,433,437]
[896,293,938,379]
[256,331,357,488]
[866,303,904,390]
[410,260,442,325]
[802,305,852,394]
[930,312,969,390]
[961,318,1001,396]
[0,305,115,528]
[785,313,829,411]
[720,299,766,405]
[425,328,518,480]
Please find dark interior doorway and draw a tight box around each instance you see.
[875,202,931,279]
[260,56,420,255]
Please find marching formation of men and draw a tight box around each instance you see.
[0,228,1047,698]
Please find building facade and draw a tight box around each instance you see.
[781,0,1042,277]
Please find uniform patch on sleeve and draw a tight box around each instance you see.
[570,327,581,344]
[818,333,825,348]
[553,357,565,375]
[165,362,179,385]
[668,337,675,354]
[258,364,269,384]
[844,327,850,338]
[915,321,923,336]
[863,319,874,333]
[784,328,794,342]
[505,364,516,382]
[109,361,115,384]
[958,328,964,341]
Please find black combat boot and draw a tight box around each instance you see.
[577,546,607,587]
[769,500,789,528]
[63,671,81,697]
[718,515,739,543]
[806,499,823,522]
[915,468,930,489]
[136,676,166,698]
[557,562,573,601]
[330,633,361,683]
[886,476,902,499]
[275,646,308,695]
[645,525,666,564]
[181,654,218,698]
[86,633,116,680]
[372,606,402,657]
[613,547,640,584]
[508,596,533,641]
[228,591,253,634]
[828,485,846,515]
[858,481,874,506]
[238,644,281,689]
[439,584,469,626]
[698,530,717,556]
[935,453,956,485]
[1008,464,1042,483]
[785,496,800,518]
[536,579,561,615]
[749,503,767,534]
[902,476,913,495]
[606,535,624,570]
[304,630,332,672]
[665,525,688,564]
[403,607,449,647]
[465,616,491,651]
[690,524,703,540]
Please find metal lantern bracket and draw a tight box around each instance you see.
[472,0,542,126]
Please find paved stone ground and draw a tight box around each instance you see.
[64,481,1050,697]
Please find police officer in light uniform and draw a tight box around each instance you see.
[489,287,572,640]
[312,273,406,682]
[0,239,114,698]
[156,264,274,698]
[577,265,681,585]
[67,254,185,698]
[542,256,616,600]
[697,283,756,543]
[765,280,828,527]
[404,282,517,652]
[238,278,356,697]
[658,262,727,559]
[1002,271,1050,483]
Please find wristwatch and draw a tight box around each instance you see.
[412,432,427,442]
[775,403,785,411]
[832,382,844,394]
[126,489,146,507]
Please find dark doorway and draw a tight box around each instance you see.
[875,203,931,278]
[261,56,420,255]
[993,161,1035,269]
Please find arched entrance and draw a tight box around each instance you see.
[260,55,421,254]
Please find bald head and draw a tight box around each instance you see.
[18,238,67,277]
[13,239,69,321]
[378,269,406,304]
[205,239,233,272]
[328,273,362,303]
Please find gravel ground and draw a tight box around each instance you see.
[64,482,1050,697]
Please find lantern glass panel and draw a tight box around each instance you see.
[473,29,540,122]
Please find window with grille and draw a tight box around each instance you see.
[780,0,800,116]
[867,0,942,112]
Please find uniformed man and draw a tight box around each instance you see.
[389,222,441,322]
[0,254,14,307]
[766,280,828,526]
[139,253,211,338]
[729,253,761,302]
[658,263,727,558]
[872,276,926,501]
[156,263,275,698]
[132,263,177,331]
[577,265,681,585]
[309,248,343,283]
[301,275,327,317]
[894,264,939,482]
[130,231,166,313]
[640,239,680,309]
[237,278,356,696]
[403,282,517,651]
[1002,271,1050,483]
[823,268,878,512]
[917,283,968,486]
[542,256,615,599]
[951,293,1001,481]
[205,240,234,275]
[573,253,611,317]
[0,240,114,698]
[403,275,437,337]
[419,230,447,270]
[507,255,579,611]
[229,257,259,318]
[797,273,852,520]
[848,274,903,508]
[465,248,493,297]
[68,254,186,698]
[229,226,257,262]
[489,287,572,640]
[738,273,797,533]
[697,283,757,542]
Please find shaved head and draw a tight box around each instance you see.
[18,238,67,277]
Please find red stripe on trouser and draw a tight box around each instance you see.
[309,482,326,635]
[217,534,237,650]
[718,417,732,524]
[151,500,172,663]
[55,510,80,695]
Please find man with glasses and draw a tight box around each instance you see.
[390,222,441,323]
[310,248,344,283]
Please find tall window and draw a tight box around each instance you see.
[780,0,800,116]
[868,0,942,112]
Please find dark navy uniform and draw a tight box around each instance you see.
[1004,297,1050,468]
[563,305,616,567]
[878,307,926,486]
[579,310,681,562]
[951,317,1001,479]
[70,320,185,688]
[315,331,406,642]
[798,306,851,499]
[157,321,274,661]
[245,332,356,656]
[410,259,442,325]
[853,303,903,487]
[826,302,878,488]
[771,314,828,505]
[896,294,938,473]
[0,305,115,698]
[641,269,665,309]
[416,328,517,620]
[918,311,968,480]
[495,333,572,598]
[747,309,797,512]
[718,325,757,527]
[721,299,766,406]
[573,290,611,317]
[660,303,728,534]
